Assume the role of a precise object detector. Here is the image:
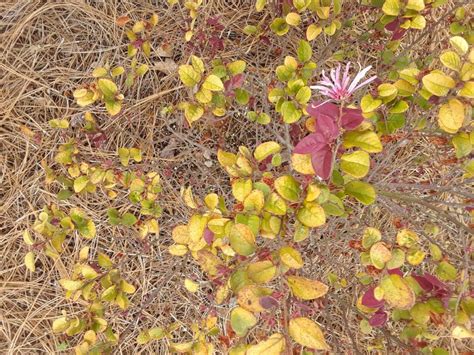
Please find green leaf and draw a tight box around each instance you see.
[274,175,301,202]
[340,151,370,178]
[178,64,201,87]
[345,181,376,205]
[122,213,138,226]
[270,18,289,36]
[435,261,457,281]
[297,40,312,63]
[230,307,257,337]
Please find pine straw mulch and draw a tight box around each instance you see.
[0,1,472,354]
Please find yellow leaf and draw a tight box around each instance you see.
[52,316,69,333]
[247,261,276,284]
[25,252,36,272]
[243,189,265,213]
[287,275,328,300]
[246,333,285,355]
[369,242,392,269]
[379,274,415,309]
[340,150,370,178]
[382,0,400,16]
[184,278,199,293]
[438,98,465,134]
[23,230,34,245]
[289,317,329,350]
[450,36,469,55]
[92,67,108,78]
[202,75,224,92]
[178,64,201,87]
[452,325,474,339]
[169,244,188,256]
[254,141,281,162]
[422,72,455,97]
[279,246,304,269]
[172,225,190,244]
[285,12,301,26]
[291,154,315,175]
[59,279,83,291]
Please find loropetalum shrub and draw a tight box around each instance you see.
[355,227,474,353]
[19,1,474,353]
[52,247,136,354]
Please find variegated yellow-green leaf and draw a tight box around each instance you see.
[237,285,272,312]
[296,202,326,227]
[183,103,204,125]
[279,246,303,269]
[287,275,328,300]
[382,0,400,16]
[255,0,266,12]
[450,36,468,55]
[361,227,381,249]
[73,176,89,193]
[23,230,34,245]
[345,181,376,205]
[396,229,419,248]
[285,12,301,26]
[377,83,398,97]
[369,242,392,269]
[386,248,405,269]
[169,244,188,256]
[440,51,461,72]
[340,151,370,178]
[343,130,383,153]
[244,189,265,212]
[361,94,382,113]
[422,72,455,97]
[270,18,289,36]
[202,75,224,92]
[410,15,426,30]
[230,223,256,256]
[191,55,205,74]
[406,0,425,11]
[97,78,118,98]
[92,67,108,78]
[232,178,252,201]
[97,252,113,269]
[178,64,201,87]
[246,333,285,355]
[289,317,329,350]
[247,261,276,284]
[306,24,322,41]
[52,317,70,333]
[230,307,257,337]
[254,141,281,162]
[379,274,415,309]
[438,98,465,133]
[105,100,122,116]
[274,175,301,202]
[227,60,246,75]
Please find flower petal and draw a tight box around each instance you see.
[348,65,373,93]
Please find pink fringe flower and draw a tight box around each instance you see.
[310,63,377,101]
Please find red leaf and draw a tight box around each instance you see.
[224,73,245,93]
[361,287,385,308]
[341,107,364,130]
[293,133,327,154]
[369,310,388,327]
[311,144,334,180]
